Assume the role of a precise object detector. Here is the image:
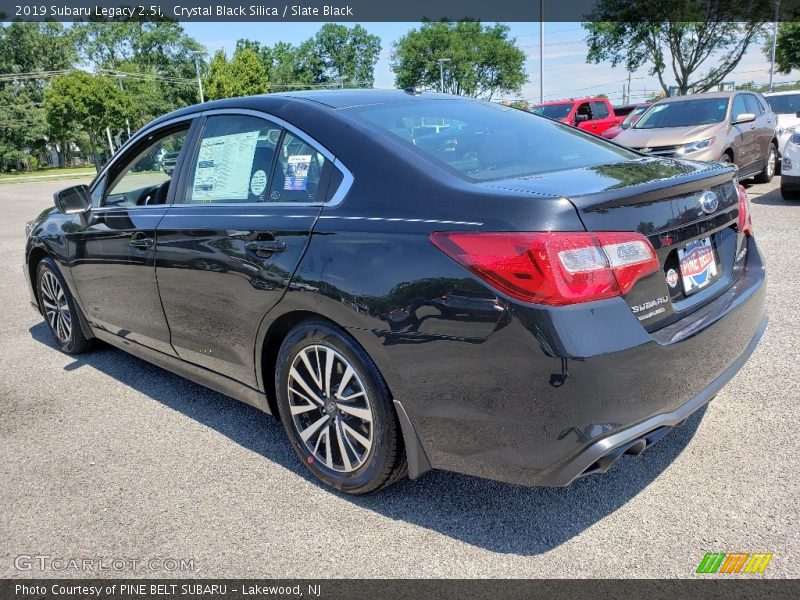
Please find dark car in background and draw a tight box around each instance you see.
[25,90,766,494]
[602,103,651,139]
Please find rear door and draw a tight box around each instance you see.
[154,110,343,387]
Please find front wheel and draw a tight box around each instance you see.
[36,258,90,354]
[754,143,777,184]
[275,319,407,494]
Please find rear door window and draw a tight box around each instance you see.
[185,115,281,204]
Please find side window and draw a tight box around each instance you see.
[104,127,189,207]
[591,101,610,119]
[732,95,748,121]
[186,115,281,204]
[744,94,763,116]
[267,131,329,203]
[576,103,593,120]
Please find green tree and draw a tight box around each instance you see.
[583,0,771,96]
[391,21,526,99]
[0,22,78,171]
[45,71,130,172]
[73,21,204,107]
[772,22,800,73]
[314,24,381,86]
[205,48,269,100]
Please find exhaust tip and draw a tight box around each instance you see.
[624,439,647,456]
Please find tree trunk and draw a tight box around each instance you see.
[89,135,100,174]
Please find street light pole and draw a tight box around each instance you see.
[437,58,451,93]
[770,0,780,92]
[192,51,205,103]
[116,75,131,140]
[539,0,544,104]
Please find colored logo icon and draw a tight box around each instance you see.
[696,552,773,574]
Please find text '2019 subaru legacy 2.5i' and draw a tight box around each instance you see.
[25,90,766,494]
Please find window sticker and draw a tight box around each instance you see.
[250,170,267,196]
[192,130,259,202]
[284,155,311,191]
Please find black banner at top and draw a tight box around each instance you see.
[2,0,800,23]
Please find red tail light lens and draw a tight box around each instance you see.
[737,184,752,236]
[430,231,659,306]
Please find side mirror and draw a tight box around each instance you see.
[733,112,756,125]
[54,185,91,215]
[574,114,590,123]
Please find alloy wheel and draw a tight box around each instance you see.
[287,344,374,473]
[40,271,72,343]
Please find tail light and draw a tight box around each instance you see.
[430,231,659,306]
[737,184,752,236]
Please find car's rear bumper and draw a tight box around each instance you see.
[781,174,800,190]
[362,236,767,487]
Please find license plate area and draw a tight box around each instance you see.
[677,236,720,295]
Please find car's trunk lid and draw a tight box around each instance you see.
[480,158,742,331]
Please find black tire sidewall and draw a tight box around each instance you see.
[36,258,83,353]
[275,320,397,494]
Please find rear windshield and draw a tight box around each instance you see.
[634,98,729,129]
[766,93,800,114]
[347,99,637,181]
[531,102,573,120]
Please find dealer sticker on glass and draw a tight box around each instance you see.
[678,237,718,295]
[284,155,311,191]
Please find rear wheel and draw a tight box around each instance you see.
[36,258,90,354]
[275,319,406,494]
[754,143,777,184]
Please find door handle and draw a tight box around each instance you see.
[245,240,287,256]
[130,234,154,249]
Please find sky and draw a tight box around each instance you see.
[183,21,800,104]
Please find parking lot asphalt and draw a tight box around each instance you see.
[1,178,797,579]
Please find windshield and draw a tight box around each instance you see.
[634,98,729,129]
[531,103,573,120]
[766,93,800,115]
[348,99,638,181]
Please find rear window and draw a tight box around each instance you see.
[348,99,637,181]
[532,102,573,120]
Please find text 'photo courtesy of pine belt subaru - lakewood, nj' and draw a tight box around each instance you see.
[24,90,766,494]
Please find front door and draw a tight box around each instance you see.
[69,120,195,354]
[155,112,338,387]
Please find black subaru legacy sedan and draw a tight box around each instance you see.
[24,90,766,494]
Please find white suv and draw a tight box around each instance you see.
[764,90,800,158]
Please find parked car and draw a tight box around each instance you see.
[764,90,800,158]
[532,97,621,135]
[601,103,651,139]
[161,151,180,175]
[25,90,766,494]
[614,91,777,182]
[779,129,800,199]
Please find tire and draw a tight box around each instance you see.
[781,185,800,200]
[36,258,90,354]
[754,143,777,184]
[275,319,406,494]
[718,151,733,165]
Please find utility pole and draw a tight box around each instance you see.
[626,70,632,104]
[437,58,451,93]
[770,0,781,91]
[192,51,205,103]
[117,75,131,140]
[539,0,544,104]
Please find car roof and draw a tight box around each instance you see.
[657,91,752,103]
[271,88,457,108]
[536,97,602,105]
[764,90,800,96]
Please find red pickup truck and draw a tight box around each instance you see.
[532,97,621,136]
